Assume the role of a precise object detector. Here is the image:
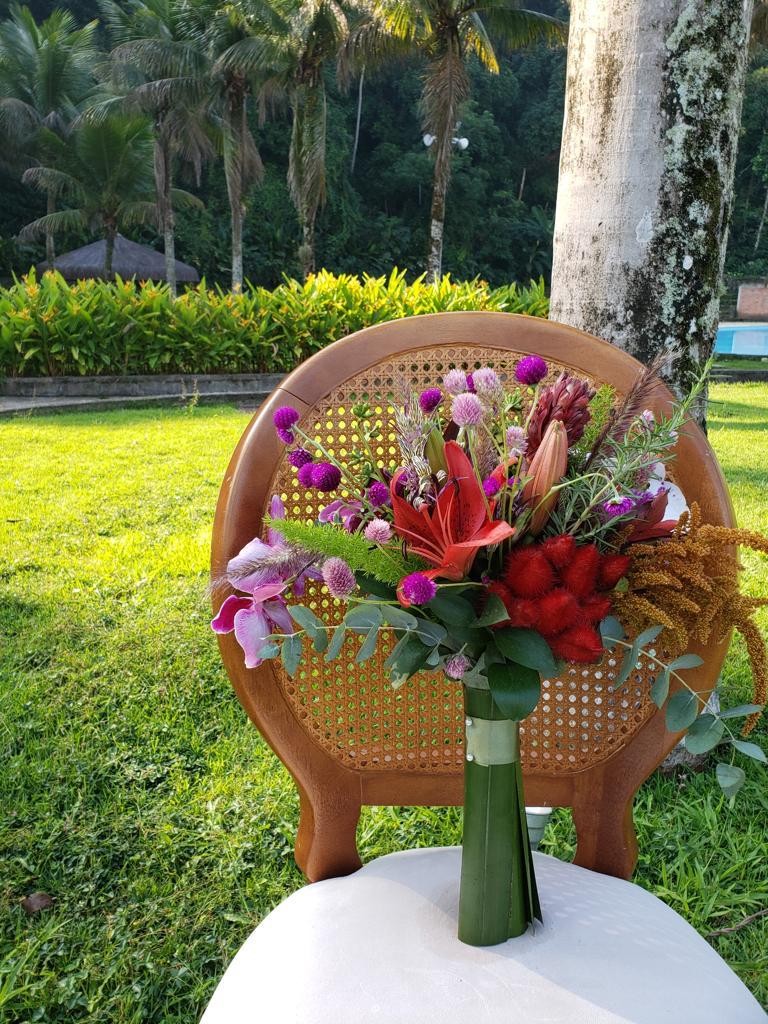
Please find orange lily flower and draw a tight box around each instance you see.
[390,440,515,581]
[522,419,568,534]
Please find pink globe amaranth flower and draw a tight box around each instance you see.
[367,481,390,507]
[515,355,548,386]
[288,447,313,469]
[451,392,484,427]
[297,462,316,488]
[276,428,295,444]
[482,476,500,498]
[273,406,300,430]
[400,572,437,605]
[445,653,472,680]
[311,463,342,492]
[505,425,527,457]
[322,557,357,598]
[364,518,392,543]
[472,367,501,396]
[443,368,468,395]
[419,387,443,414]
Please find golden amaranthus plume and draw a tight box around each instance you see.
[614,504,768,735]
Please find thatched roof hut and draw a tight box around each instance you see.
[37,234,199,284]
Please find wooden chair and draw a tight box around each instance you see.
[203,314,764,1024]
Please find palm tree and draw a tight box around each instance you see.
[349,1,565,282]
[94,0,213,296]
[177,0,266,292]
[217,0,355,280]
[19,115,200,276]
[0,4,100,265]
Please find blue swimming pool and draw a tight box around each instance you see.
[716,322,768,356]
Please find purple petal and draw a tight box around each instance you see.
[268,495,286,544]
[250,580,287,603]
[265,599,293,635]
[227,537,275,581]
[233,606,272,668]
[211,594,252,634]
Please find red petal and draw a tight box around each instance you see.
[439,441,488,542]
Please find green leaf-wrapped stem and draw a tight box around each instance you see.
[458,683,540,946]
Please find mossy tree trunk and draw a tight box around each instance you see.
[550,0,754,406]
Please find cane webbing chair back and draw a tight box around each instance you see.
[212,313,734,883]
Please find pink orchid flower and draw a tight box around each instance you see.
[211,581,293,669]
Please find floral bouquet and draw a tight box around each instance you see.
[212,353,767,947]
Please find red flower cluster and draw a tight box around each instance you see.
[487,535,631,664]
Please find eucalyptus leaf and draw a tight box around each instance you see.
[281,634,303,677]
[257,642,280,661]
[649,668,670,709]
[344,604,383,634]
[356,624,380,664]
[731,738,768,763]
[493,628,558,678]
[635,625,663,648]
[684,714,725,754]
[668,653,705,671]
[384,632,431,687]
[416,620,448,647]
[716,762,746,798]
[614,641,641,688]
[719,703,764,719]
[381,606,419,630]
[288,605,324,636]
[425,648,441,667]
[600,616,625,650]
[487,662,541,721]
[325,623,347,662]
[665,689,699,731]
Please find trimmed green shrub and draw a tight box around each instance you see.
[0,268,548,377]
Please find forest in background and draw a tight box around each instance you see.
[1,0,767,293]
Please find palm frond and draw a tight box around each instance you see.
[17,207,86,241]
[117,199,159,227]
[472,4,567,48]
[21,165,85,201]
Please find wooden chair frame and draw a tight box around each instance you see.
[211,313,734,885]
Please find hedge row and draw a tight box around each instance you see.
[0,268,549,377]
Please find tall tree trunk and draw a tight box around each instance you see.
[754,183,768,253]
[299,215,315,280]
[154,133,177,299]
[225,87,247,293]
[350,66,365,175]
[550,0,754,399]
[45,191,55,267]
[426,149,450,284]
[104,221,117,278]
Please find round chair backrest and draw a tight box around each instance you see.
[212,313,734,882]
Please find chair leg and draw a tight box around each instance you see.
[295,788,363,882]
[572,790,638,880]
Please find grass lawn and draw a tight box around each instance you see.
[1,384,767,1022]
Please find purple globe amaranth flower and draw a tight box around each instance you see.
[364,518,392,543]
[445,653,472,680]
[472,367,502,396]
[367,481,390,507]
[602,496,636,518]
[322,557,357,598]
[311,462,342,492]
[399,572,437,606]
[419,387,443,414]
[515,355,548,386]
[451,392,484,427]
[276,428,295,444]
[297,462,316,488]
[273,406,300,430]
[482,476,501,498]
[288,447,313,469]
[465,373,476,393]
[443,368,468,395]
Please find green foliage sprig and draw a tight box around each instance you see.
[273,518,424,587]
